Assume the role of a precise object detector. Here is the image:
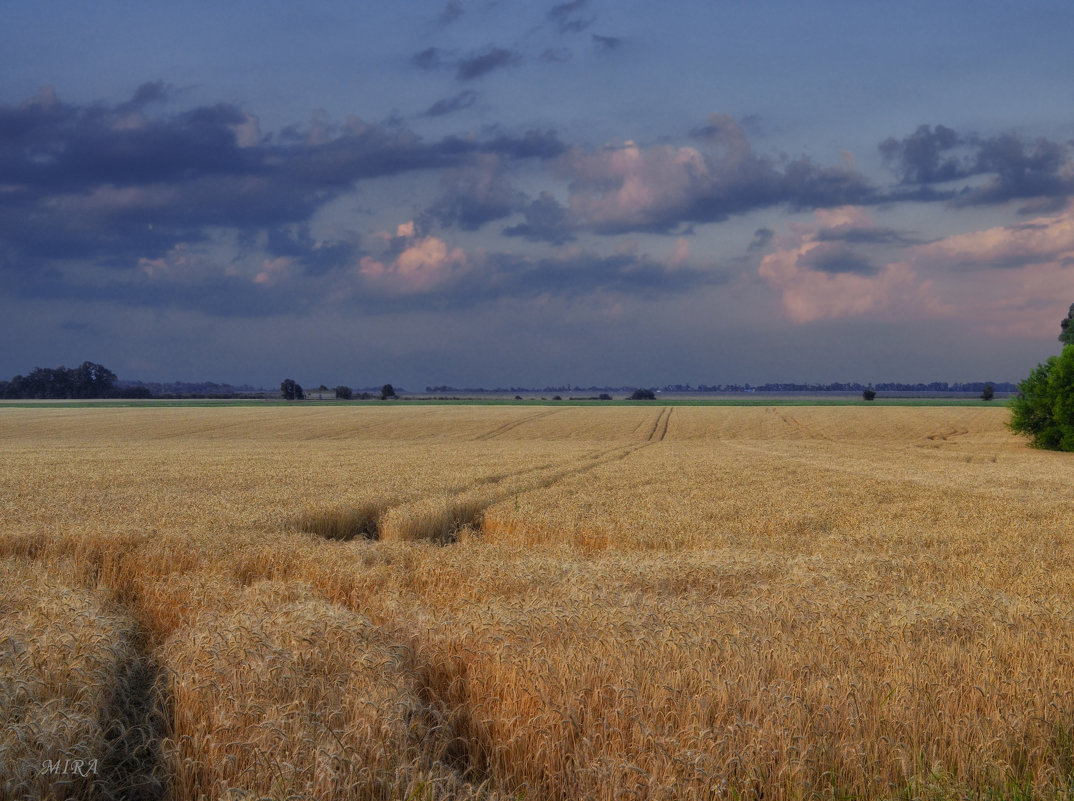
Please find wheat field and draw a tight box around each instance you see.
[2,403,1073,800]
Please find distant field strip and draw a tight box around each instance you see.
[3,404,1074,800]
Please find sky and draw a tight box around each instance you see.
[3,0,1074,388]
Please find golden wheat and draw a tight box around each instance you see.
[2,404,1073,799]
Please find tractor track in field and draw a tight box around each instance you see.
[474,409,561,440]
[299,407,679,546]
[925,426,969,442]
[645,407,672,442]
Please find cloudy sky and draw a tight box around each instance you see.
[3,1,1074,388]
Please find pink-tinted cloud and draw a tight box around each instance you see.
[913,204,1074,337]
[923,209,1074,267]
[758,225,938,324]
[557,115,870,233]
[562,140,709,230]
[759,204,1074,337]
[359,221,467,293]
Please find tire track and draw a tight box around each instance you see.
[475,409,561,441]
[925,426,969,442]
[780,410,831,442]
[99,625,168,801]
[646,407,671,442]
[305,410,670,545]
[449,459,560,493]
[658,407,672,441]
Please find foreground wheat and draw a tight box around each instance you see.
[1,404,1073,800]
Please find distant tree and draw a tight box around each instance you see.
[862,389,877,401]
[552,395,562,401]
[334,385,352,400]
[280,378,304,401]
[514,395,523,400]
[981,383,995,401]
[629,388,656,400]
[73,362,117,398]
[1061,302,1074,346]
[598,393,612,401]
[380,383,396,400]
[318,384,329,391]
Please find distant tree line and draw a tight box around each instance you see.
[0,362,151,399]
[279,380,397,401]
[690,381,1017,393]
[119,380,263,398]
[426,381,1017,394]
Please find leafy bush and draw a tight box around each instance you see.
[981,383,994,401]
[629,388,656,400]
[1009,346,1074,451]
[862,389,876,401]
[334,385,352,400]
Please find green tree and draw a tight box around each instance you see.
[334,385,352,400]
[1009,345,1074,451]
[981,383,994,401]
[862,389,877,401]
[1061,302,1074,346]
[380,383,396,400]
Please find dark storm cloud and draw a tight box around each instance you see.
[747,227,774,252]
[0,93,255,193]
[428,158,524,230]
[797,244,878,276]
[422,90,479,118]
[962,134,1070,205]
[0,85,569,299]
[265,226,358,275]
[9,259,305,318]
[456,47,520,81]
[781,158,875,208]
[879,124,969,185]
[814,225,918,245]
[880,123,1074,206]
[502,192,575,244]
[548,0,595,33]
[482,128,567,160]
